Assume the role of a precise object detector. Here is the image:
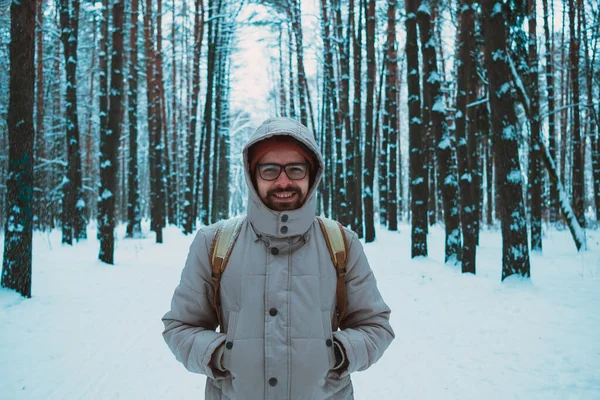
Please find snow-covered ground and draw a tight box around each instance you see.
[1,222,599,400]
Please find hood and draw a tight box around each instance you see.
[242,117,324,238]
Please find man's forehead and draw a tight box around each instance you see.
[258,149,306,164]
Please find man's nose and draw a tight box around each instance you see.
[274,170,293,186]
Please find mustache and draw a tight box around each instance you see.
[267,186,301,197]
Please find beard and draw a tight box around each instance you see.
[263,186,305,211]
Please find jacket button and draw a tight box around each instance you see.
[280,225,288,234]
[271,247,279,255]
[269,377,278,387]
[326,339,333,347]
[269,307,278,316]
[226,341,233,350]
[281,214,288,222]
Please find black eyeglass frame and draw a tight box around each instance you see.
[256,162,310,181]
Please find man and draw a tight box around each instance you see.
[162,117,394,399]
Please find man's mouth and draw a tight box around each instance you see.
[273,192,295,199]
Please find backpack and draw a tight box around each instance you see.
[209,216,349,332]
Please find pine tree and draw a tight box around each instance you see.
[1,0,36,298]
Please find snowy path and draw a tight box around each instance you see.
[1,224,600,399]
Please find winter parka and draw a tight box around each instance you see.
[162,117,394,400]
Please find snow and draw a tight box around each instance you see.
[1,224,600,399]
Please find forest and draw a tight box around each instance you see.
[1,0,599,298]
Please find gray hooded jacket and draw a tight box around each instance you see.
[162,117,394,400]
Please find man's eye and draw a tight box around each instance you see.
[261,166,279,174]
[288,166,304,174]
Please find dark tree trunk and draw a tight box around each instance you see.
[278,25,287,117]
[99,0,124,264]
[287,0,308,126]
[287,23,296,119]
[418,0,461,262]
[455,0,477,273]
[405,0,427,257]
[363,0,376,243]
[2,0,36,298]
[59,0,86,244]
[200,0,220,226]
[482,1,530,280]
[385,0,399,232]
[144,0,164,243]
[184,0,203,234]
[569,0,584,227]
[319,0,334,218]
[98,0,109,239]
[527,0,542,251]
[541,0,558,222]
[334,0,351,227]
[352,0,364,237]
[126,0,142,238]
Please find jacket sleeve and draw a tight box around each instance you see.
[331,232,395,379]
[161,228,228,380]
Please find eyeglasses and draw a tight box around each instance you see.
[256,163,309,181]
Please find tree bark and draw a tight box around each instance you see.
[385,0,399,231]
[418,0,461,262]
[99,0,124,264]
[363,0,376,243]
[2,0,36,298]
[406,0,427,257]
[352,0,364,237]
[59,0,86,244]
[527,0,542,251]
[126,0,142,238]
[184,0,203,234]
[455,0,477,273]
[482,1,531,280]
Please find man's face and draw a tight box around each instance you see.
[255,149,310,211]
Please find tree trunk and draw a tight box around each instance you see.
[363,0,376,243]
[482,1,531,280]
[59,0,86,244]
[144,0,164,242]
[352,0,364,237]
[200,0,220,226]
[287,0,308,126]
[569,0,584,227]
[455,0,477,273]
[528,0,542,251]
[99,0,124,264]
[385,0,399,232]
[2,0,36,298]
[126,0,142,238]
[418,0,461,262]
[406,0,427,257]
[541,0,558,222]
[184,0,203,234]
[98,0,109,240]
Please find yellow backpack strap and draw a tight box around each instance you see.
[209,216,245,331]
[316,216,349,331]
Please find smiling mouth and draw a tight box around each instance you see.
[273,192,295,199]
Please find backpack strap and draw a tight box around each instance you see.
[209,216,245,331]
[316,216,349,331]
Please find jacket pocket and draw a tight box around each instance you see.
[222,310,238,373]
[322,310,336,370]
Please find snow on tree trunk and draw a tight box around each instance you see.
[405,0,427,257]
[2,0,36,298]
[126,0,142,239]
[385,0,399,232]
[59,0,86,245]
[483,1,531,280]
[417,0,461,263]
[527,0,543,252]
[183,0,203,235]
[454,0,477,273]
[363,0,377,243]
[99,0,124,264]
